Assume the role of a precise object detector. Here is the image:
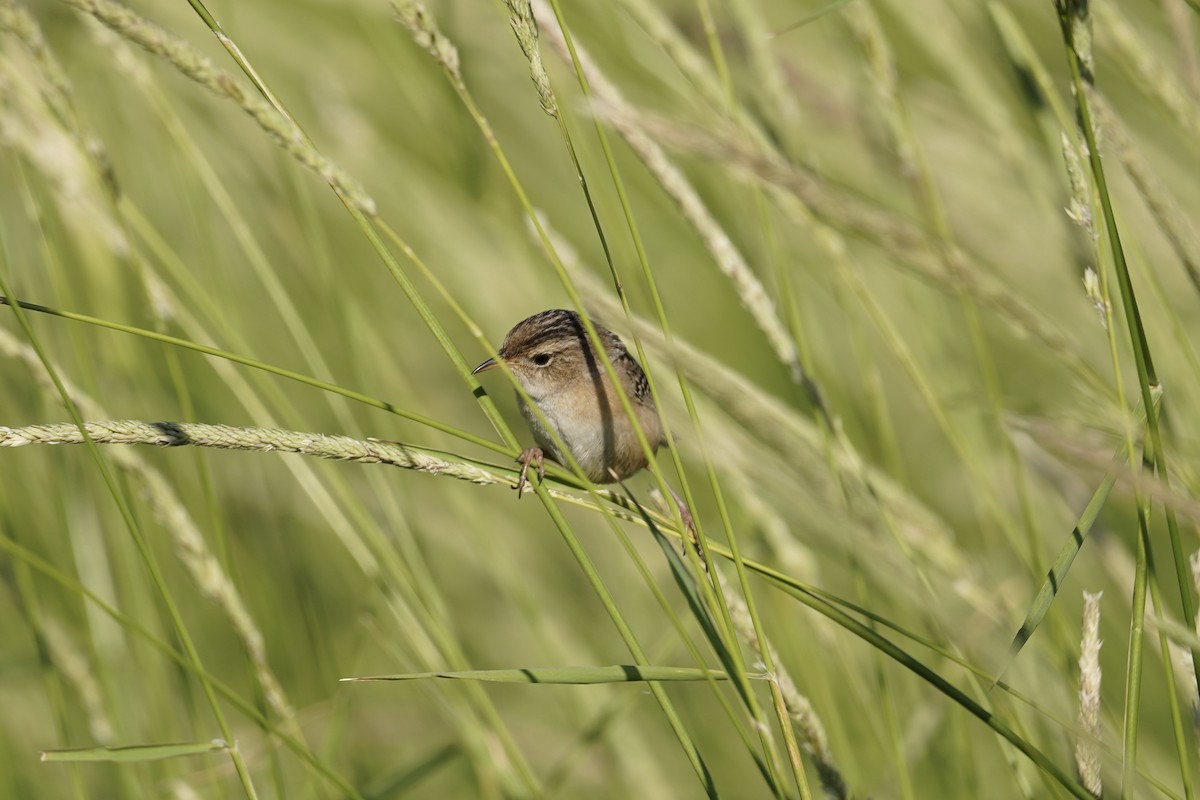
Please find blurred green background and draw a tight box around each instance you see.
[2,0,1199,797]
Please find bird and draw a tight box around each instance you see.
[473,309,702,555]
[472,309,665,493]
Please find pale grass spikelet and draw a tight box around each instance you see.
[846,3,915,177]
[1076,590,1103,798]
[1190,552,1200,742]
[169,780,204,800]
[63,0,376,216]
[143,271,177,323]
[89,14,153,89]
[40,617,116,743]
[504,0,557,117]
[1082,267,1107,329]
[0,420,501,485]
[391,0,461,83]
[1060,131,1093,236]
[1191,549,1200,640]
[1059,0,1093,85]
[2,97,128,256]
[719,571,848,800]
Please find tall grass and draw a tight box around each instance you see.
[1,0,1199,797]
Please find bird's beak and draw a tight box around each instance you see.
[472,357,499,375]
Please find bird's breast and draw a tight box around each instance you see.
[517,382,660,484]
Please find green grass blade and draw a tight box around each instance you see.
[993,471,1117,685]
[343,665,743,684]
[42,741,230,763]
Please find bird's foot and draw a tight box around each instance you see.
[515,447,545,497]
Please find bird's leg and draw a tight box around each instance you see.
[666,483,702,561]
[608,471,704,567]
[515,446,545,497]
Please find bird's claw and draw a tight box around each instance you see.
[515,447,545,497]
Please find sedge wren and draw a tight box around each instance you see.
[472,309,664,492]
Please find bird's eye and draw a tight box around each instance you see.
[532,353,552,366]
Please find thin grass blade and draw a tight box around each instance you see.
[42,740,230,763]
[343,666,744,684]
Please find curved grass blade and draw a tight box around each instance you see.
[995,388,1159,686]
[992,472,1117,688]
